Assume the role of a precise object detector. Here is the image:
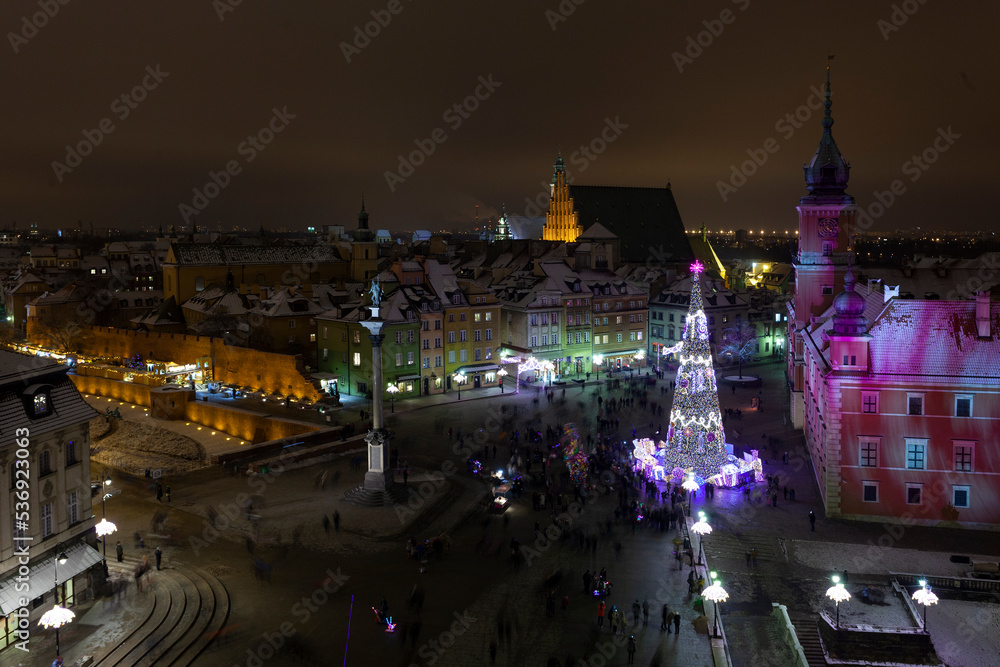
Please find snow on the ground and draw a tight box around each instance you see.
[90,416,206,475]
[932,599,1000,667]
[792,540,995,578]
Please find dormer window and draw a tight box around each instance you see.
[34,392,50,416]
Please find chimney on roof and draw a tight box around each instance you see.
[976,291,991,338]
[884,285,899,303]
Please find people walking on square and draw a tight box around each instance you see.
[155,546,162,571]
[673,610,681,634]
[745,550,752,568]
[116,540,124,562]
[632,600,640,626]
[809,510,816,531]
[610,605,618,634]
[156,482,163,502]
[597,600,606,628]
[751,547,758,567]
[627,635,636,664]
[662,605,670,632]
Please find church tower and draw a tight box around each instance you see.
[350,197,378,280]
[541,153,582,243]
[494,204,511,241]
[793,66,856,323]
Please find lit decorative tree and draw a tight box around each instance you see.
[661,262,730,480]
[719,320,757,379]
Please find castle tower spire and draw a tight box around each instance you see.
[803,60,851,196]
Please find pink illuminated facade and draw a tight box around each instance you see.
[788,69,1000,528]
[799,285,1000,527]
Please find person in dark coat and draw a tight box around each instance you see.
[154,546,162,570]
[673,611,681,634]
[116,540,124,562]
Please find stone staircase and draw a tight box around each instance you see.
[787,612,827,667]
[92,556,229,667]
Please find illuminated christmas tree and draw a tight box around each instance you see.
[662,262,729,480]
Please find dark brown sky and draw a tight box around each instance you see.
[1,1,996,234]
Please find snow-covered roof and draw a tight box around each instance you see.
[867,300,1000,379]
[167,243,344,266]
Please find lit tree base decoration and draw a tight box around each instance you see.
[632,262,765,486]
[632,437,764,487]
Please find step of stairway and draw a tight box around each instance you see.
[92,555,228,667]
[169,564,231,666]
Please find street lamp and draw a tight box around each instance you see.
[826,574,851,629]
[682,474,699,517]
[690,511,712,566]
[911,579,938,634]
[454,372,467,400]
[702,571,728,638]
[385,383,399,413]
[496,367,507,393]
[39,548,73,660]
[93,470,116,563]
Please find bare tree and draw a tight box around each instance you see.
[720,320,757,379]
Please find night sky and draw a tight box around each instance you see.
[2,1,996,234]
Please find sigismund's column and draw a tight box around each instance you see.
[360,304,390,491]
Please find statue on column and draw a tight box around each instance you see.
[369,276,382,309]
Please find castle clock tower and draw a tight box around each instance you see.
[793,67,855,323]
[788,66,856,428]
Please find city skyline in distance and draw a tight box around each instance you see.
[1,2,997,234]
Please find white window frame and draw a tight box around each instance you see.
[907,393,924,416]
[953,485,970,509]
[905,439,927,470]
[858,438,879,468]
[953,441,974,472]
[955,394,973,418]
[41,502,53,538]
[862,480,879,503]
[67,491,79,524]
[861,391,879,414]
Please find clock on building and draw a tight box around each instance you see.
[818,217,839,238]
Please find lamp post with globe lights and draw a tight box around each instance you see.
[453,372,467,400]
[92,470,116,563]
[691,511,712,566]
[385,383,399,413]
[682,473,699,517]
[39,547,73,660]
[702,571,728,638]
[912,579,938,633]
[826,574,851,629]
[496,367,507,393]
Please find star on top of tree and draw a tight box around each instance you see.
[690,260,704,274]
